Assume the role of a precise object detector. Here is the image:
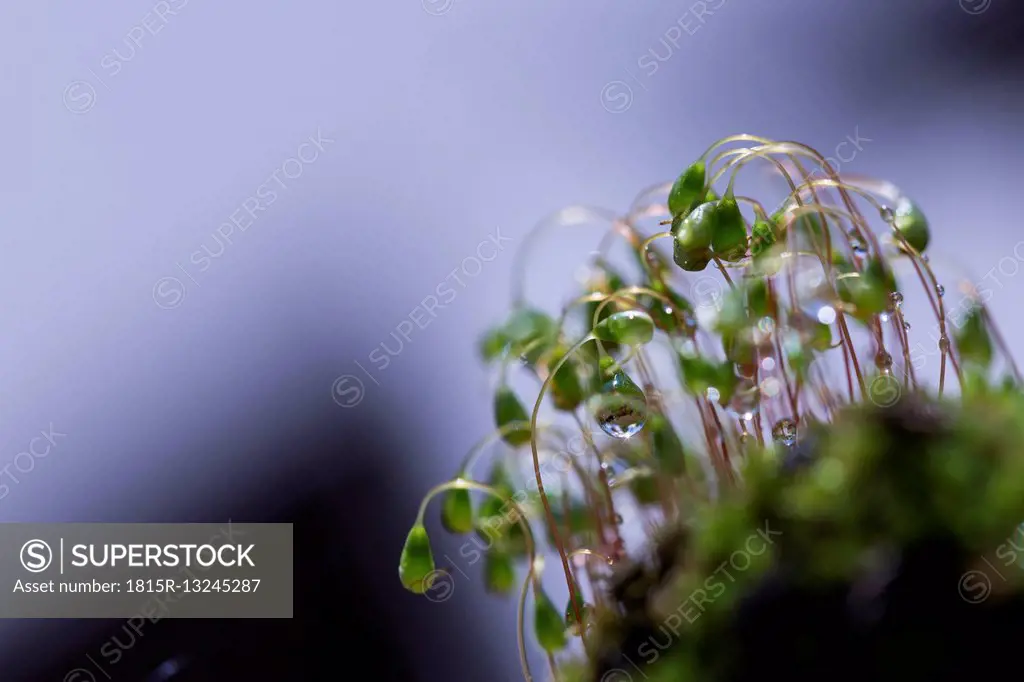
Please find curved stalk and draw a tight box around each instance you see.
[417,480,539,682]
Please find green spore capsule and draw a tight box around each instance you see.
[548,344,586,412]
[483,549,516,595]
[589,370,648,439]
[593,310,656,346]
[649,413,686,476]
[477,495,528,556]
[440,485,473,535]
[837,257,895,320]
[891,195,930,254]
[478,325,509,362]
[503,307,558,365]
[955,305,993,369]
[712,190,749,262]
[534,588,568,652]
[494,386,531,447]
[667,160,707,217]
[750,218,778,259]
[672,201,717,272]
[644,283,696,336]
[398,524,436,594]
[564,581,589,633]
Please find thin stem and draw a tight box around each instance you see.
[416,479,538,682]
[571,411,622,558]
[530,335,594,630]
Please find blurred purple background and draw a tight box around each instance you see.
[3,1,1023,679]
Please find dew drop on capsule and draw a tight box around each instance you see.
[772,418,797,447]
[591,371,647,439]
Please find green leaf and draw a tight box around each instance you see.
[534,588,568,652]
[494,386,531,447]
[667,161,707,217]
[440,486,473,534]
[398,524,435,594]
[593,310,656,346]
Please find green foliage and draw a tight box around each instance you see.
[398,134,1019,682]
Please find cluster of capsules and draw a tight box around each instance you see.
[398,135,1020,682]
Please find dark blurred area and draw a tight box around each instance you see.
[6,1,1024,680]
[18,417,501,682]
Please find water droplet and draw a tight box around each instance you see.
[705,386,721,403]
[851,241,868,258]
[725,379,761,420]
[880,206,895,222]
[936,284,945,297]
[875,350,893,371]
[772,418,798,446]
[590,371,648,439]
[680,310,698,335]
[889,291,904,310]
[880,312,890,322]
[614,513,624,525]
[938,335,950,353]
[760,376,782,398]
[816,305,837,325]
[922,254,930,263]
[903,320,911,331]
